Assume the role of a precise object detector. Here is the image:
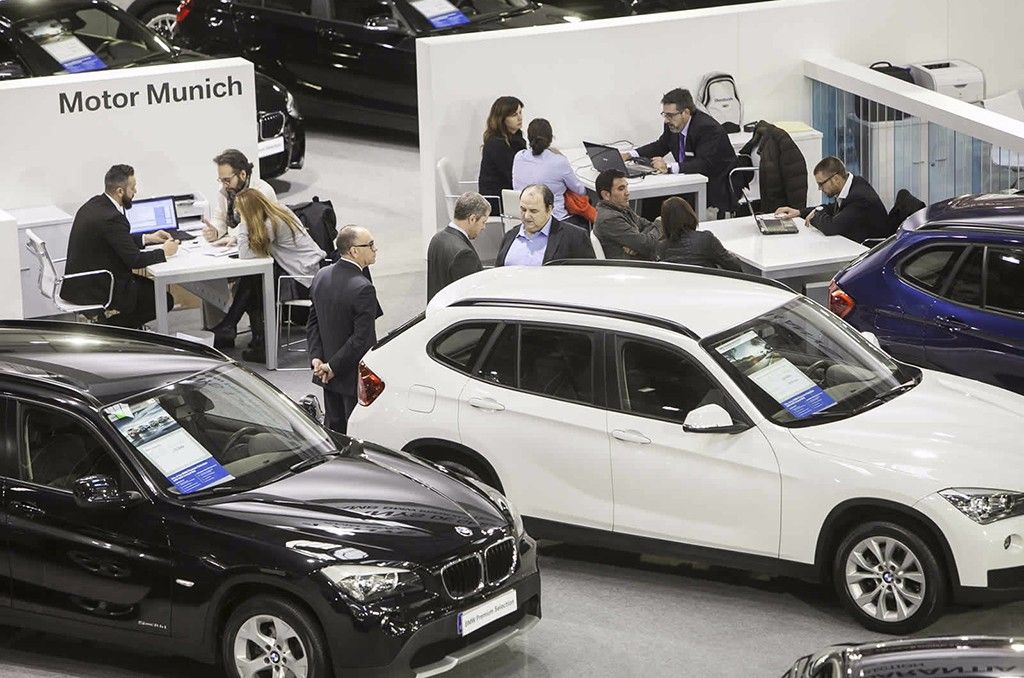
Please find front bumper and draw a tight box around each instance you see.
[258,114,306,179]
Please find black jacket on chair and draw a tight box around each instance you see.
[426,226,482,301]
[494,217,595,266]
[478,131,526,208]
[306,260,383,396]
[635,110,737,211]
[657,230,742,271]
[740,121,808,213]
[800,175,889,243]
[62,194,166,311]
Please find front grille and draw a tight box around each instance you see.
[259,111,285,140]
[484,537,516,585]
[440,553,483,600]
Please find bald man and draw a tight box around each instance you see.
[495,184,595,266]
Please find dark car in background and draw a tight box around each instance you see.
[829,193,1024,395]
[549,0,764,18]
[172,0,586,132]
[0,321,539,678]
[0,0,304,178]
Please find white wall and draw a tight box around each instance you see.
[417,0,1024,250]
[0,211,24,319]
[0,58,258,215]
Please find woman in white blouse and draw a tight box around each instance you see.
[512,118,588,228]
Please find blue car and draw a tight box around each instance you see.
[829,193,1024,394]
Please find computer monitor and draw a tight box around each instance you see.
[126,196,179,235]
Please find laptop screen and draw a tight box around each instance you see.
[126,196,178,235]
[583,141,628,173]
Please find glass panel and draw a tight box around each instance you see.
[476,324,516,388]
[945,247,983,306]
[20,405,122,490]
[986,246,1024,315]
[620,341,728,424]
[900,246,963,292]
[433,324,493,373]
[518,326,594,405]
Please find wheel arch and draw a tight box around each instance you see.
[402,437,504,492]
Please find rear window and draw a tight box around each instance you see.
[899,245,965,292]
[431,323,496,372]
[986,246,1024,315]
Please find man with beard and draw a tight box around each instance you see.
[202,149,279,245]
[62,164,178,329]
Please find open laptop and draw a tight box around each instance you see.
[125,196,197,241]
[583,141,659,178]
[741,187,799,235]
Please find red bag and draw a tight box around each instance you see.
[564,190,596,224]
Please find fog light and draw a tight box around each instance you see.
[1004,534,1023,553]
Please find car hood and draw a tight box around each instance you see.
[194,448,510,565]
[789,370,1024,491]
[434,4,584,34]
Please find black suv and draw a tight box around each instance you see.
[0,321,539,678]
[0,0,305,179]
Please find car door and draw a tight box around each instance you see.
[457,321,613,529]
[4,399,173,634]
[232,0,324,97]
[605,334,781,557]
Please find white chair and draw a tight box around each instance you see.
[24,229,114,319]
[436,157,506,264]
[273,274,313,371]
[500,188,521,230]
[590,230,606,259]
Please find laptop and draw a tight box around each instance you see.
[583,141,659,178]
[741,187,799,235]
[125,196,197,241]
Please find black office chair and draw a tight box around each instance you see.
[862,188,926,247]
[726,154,757,217]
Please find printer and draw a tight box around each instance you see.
[910,59,985,103]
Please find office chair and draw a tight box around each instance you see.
[273,274,313,371]
[727,155,758,218]
[436,157,505,265]
[25,229,115,321]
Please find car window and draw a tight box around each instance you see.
[18,403,125,491]
[519,326,595,406]
[944,246,983,306]
[265,0,313,15]
[986,246,1024,315]
[476,324,517,387]
[330,0,395,24]
[432,323,496,373]
[900,245,964,292]
[618,340,731,424]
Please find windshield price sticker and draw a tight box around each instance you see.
[410,0,470,28]
[21,21,107,73]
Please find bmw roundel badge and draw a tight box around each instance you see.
[455,526,473,537]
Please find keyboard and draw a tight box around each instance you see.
[172,230,197,241]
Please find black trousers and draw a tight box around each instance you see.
[105,275,173,329]
[323,390,357,435]
[215,263,287,340]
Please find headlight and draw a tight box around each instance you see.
[940,488,1024,524]
[320,564,419,602]
[465,477,524,537]
[285,91,301,119]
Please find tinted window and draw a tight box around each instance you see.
[265,0,313,14]
[433,324,495,372]
[519,327,594,405]
[986,246,1024,315]
[900,246,963,292]
[477,324,516,387]
[18,404,123,490]
[620,341,729,423]
[331,0,393,24]
[945,247,983,306]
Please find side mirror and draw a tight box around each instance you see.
[682,404,747,434]
[0,60,26,80]
[72,475,141,509]
[300,394,325,424]
[364,15,402,32]
[860,331,881,349]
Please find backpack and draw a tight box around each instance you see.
[697,72,742,133]
[288,196,338,260]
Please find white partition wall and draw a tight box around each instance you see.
[0,211,24,319]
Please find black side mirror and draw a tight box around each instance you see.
[300,394,324,424]
[72,475,141,509]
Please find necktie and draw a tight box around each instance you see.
[678,133,686,170]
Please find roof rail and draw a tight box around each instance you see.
[543,259,795,293]
[448,298,700,339]
[919,220,1024,233]
[0,319,227,361]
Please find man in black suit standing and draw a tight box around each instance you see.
[495,184,595,266]
[626,88,737,216]
[307,225,383,433]
[426,192,488,301]
[775,156,889,243]
[62,165,178,329]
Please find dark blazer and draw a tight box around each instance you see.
[800,175,889,243]
[426,226,482,301]
[657,230,742,271]
[635,109,737,211]
[494,217,595,266]
[478,131,526,209]
[306,260,383,396]
[740,120,808,213]
[62,194,166,311]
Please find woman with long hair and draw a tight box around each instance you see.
[512,118,588,227]
[657,197,742,271]
[478,95,525,211]
[210,188,326,361]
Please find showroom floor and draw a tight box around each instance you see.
[4,123,1023,678]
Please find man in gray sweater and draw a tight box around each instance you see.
[593,169,662,260]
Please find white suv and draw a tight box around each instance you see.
[349,261,1024,633]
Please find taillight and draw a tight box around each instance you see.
[175,0,192,24]
[358,361,385,406]
[828,281,855,318]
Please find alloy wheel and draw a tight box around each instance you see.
[233,614,310,678]
[146,13,177,37]
[845,535,926,623]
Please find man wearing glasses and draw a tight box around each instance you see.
[307,226,384,434]
[623,87,736,217]
[774,156,888,243]
[202,148,279,245]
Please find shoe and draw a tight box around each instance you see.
[212,330,236,350]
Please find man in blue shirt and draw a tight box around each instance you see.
[495,184,595,266]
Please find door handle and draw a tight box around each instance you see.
[611,429,651,444]
[936,315,968,330]
[9,501,46,518]
[467,397,505,412]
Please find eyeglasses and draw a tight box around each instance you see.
[217,172,239,185]
[352,241,376,251]
[661,110,685,119]
[816,172,839,188]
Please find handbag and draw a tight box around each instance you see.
[564,190,597,224]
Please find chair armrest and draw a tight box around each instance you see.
[276,274,314,301]
[51,257,68,264]
[61,269,115,308]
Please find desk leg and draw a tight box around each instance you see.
[154,278,170,335]
[262,266,278,370]
[696,185,707,220]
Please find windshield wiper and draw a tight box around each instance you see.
[288,451,342,474]
[800,377,921,424]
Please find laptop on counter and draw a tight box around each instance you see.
[126,196,197,241]
[740,187,799,235]
[583,141,659,179]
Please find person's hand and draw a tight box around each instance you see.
[145,230,172,244]
[312,359,334,384]
[623,246,638,256]
[224,235,237,247]
[773,206,801,219]
[201,219,219,242]
[162,239,180,257]
[651,157,669,173]
[620,151,632,162]
[804,209,817,226]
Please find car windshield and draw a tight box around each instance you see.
[397,0,535,32]
[701,298,921,427]
[15,6,172,75]
[101,365,338,498]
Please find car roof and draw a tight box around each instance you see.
[0,321,228,406]
[920,193,1024,229]
[427,262,798,339]
[0,0,116,21]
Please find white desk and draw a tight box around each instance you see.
[146,240,278,369]
[563,147,708,218]
[700,216,867,282]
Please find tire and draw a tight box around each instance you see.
[222,594,332,678]
[140,5,179,37]
[833,521,946,634]
[437,458,485,483]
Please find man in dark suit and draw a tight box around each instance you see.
[495,184,595,266]
[426,192,488,301]
[307,225,383,434]
[775,156,889,243]
[625,87,737,215]
[62,165,178,329]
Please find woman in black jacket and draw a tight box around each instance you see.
[657,197,742,271]
[478,96,525,212]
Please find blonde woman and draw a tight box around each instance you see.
[210,188,326,362]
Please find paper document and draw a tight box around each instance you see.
[204,247,239,257]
